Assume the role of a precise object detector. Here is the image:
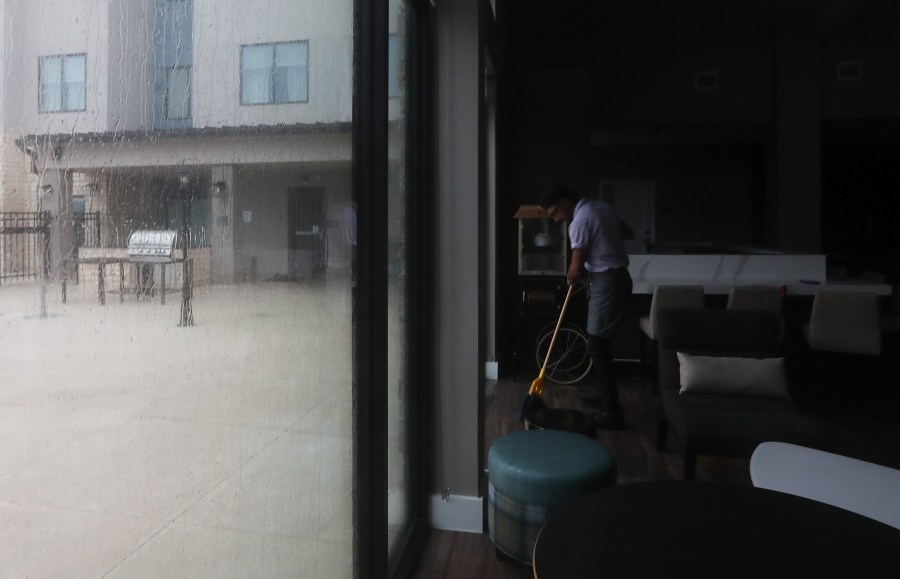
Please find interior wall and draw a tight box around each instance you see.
[774,16,822,252]
[503,2,900,253]
[823,3,900,119]
[820,2,900,270]
[589,143,757,246]
[590,19,775,125]
[508,68,591,198]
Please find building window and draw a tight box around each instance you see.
[240,41,308,105]
[388,34,400,99]
[166,66,192,120]
[39,54,86,112]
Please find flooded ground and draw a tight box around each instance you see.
[0,279,353,578]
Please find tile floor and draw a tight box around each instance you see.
[0,279,353,578]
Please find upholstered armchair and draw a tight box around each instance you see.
[655,308,834,479]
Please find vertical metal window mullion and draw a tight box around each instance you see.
[385,3,436,576]
[353,0,389,578]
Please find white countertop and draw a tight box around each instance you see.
[627,254,892,296]
[629,278,892,296]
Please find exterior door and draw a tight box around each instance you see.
[287,186,325,278]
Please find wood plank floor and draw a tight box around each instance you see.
[411,343,900,579]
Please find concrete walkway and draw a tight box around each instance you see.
[0,279,353,578]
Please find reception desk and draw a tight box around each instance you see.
[627,254,892,296]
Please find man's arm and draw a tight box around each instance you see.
[568,248,586,286]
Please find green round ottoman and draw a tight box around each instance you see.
[487,429,617,565]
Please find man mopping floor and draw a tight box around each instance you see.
[538,186,633,429]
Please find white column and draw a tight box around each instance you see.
[431,0,485,532]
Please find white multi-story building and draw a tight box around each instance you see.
[2,0,364,285]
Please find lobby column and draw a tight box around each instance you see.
[431,0,484,531]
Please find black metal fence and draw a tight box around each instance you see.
[74,211,101,248]
[0,212,51,283]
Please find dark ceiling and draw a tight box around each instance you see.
[504,0,895,68]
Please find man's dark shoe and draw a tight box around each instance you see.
[592,411,626,430]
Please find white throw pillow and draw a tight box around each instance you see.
[677,352,791,400]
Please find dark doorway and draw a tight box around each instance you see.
[287,186,326,279]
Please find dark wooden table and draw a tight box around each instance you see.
[532,480,900,578]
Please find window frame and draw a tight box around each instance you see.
[38,53,87,113]
[354,1,435,577]
[239,40,309,106]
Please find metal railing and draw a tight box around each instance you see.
[74,211,101,248]
[0,212,51,283]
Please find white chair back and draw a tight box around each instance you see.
[641,285,705,340]
[751,441,900,530]
[804,291,881,356]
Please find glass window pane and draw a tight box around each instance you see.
[166,67,191,119]
[241,44,273,104]
[40,56,62,112]
[274,42,307,103]
[63,54,86,82]
[388,35,400,99]
[62,55,86,111]
[4,2,358,576]
[275,42,305,68]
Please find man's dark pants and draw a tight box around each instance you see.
[581,268,633,414]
